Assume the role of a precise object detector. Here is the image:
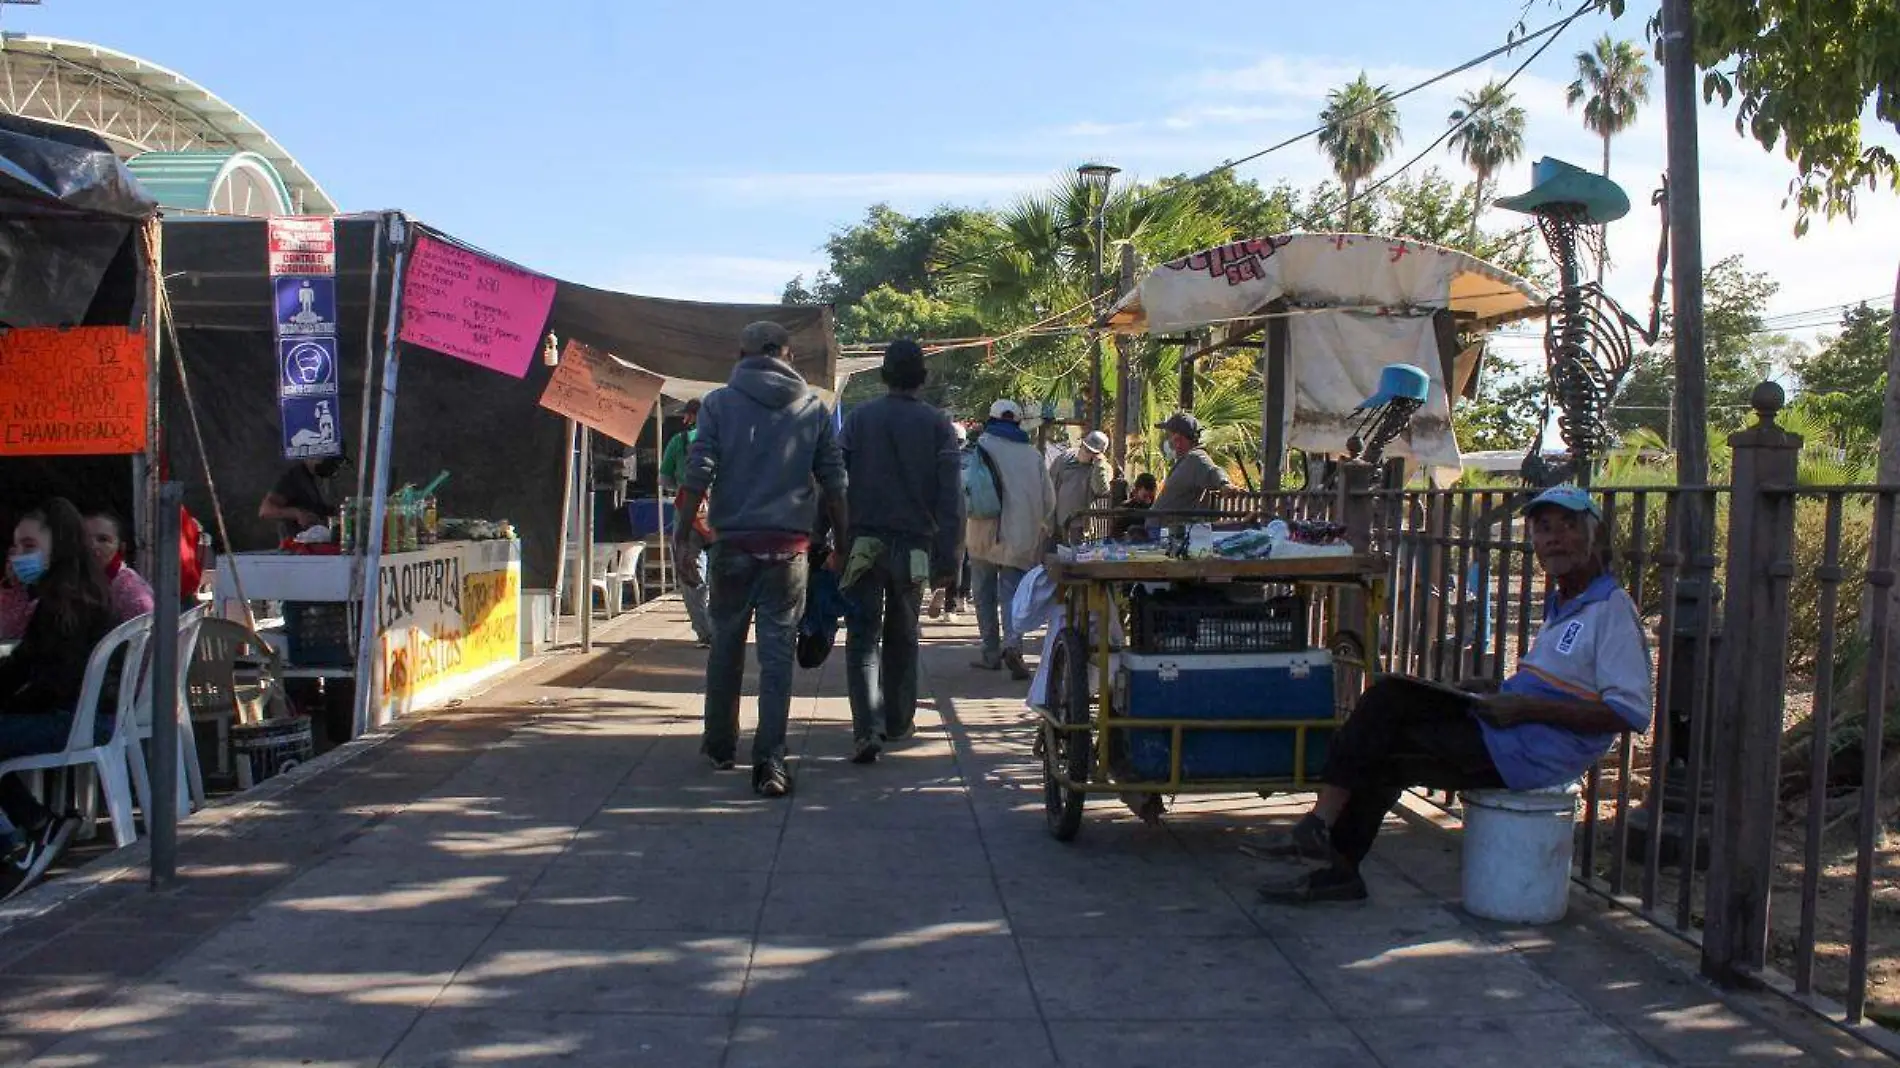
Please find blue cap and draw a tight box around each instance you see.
[1359,364,1431,409]
[1521,484,1601,519]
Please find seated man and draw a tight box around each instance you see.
[1252,484,1653,903]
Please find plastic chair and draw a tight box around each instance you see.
[123,608,210,833]
[184,613,289,776]
[0,614,152,849]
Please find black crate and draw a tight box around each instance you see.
[1130,593,1306,655]
[282,602,355,667]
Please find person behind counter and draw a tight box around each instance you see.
[260,454,346,542]
[0,498,120,897]
[1112,472,1158,540]
[1147,412,1230,530]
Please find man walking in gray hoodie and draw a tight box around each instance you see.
[678,322,848,798]
[836,340,962,764]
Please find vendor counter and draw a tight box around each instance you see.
[214,539,522,727]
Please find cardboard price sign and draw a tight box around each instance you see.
[0,328,147,455]
[398,234,556,378]
[538,340,662,446]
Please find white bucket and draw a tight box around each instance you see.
[1459,786,1580,924]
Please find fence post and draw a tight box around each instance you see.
[1703,382,1801,984]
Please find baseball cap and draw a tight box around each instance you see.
[740,321,791,357]
[1155,412,1202,441]
[989,399,1023,421]
[1080,431,1109,454]
[1521,484,1601,519]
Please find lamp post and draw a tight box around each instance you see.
[1077,162,1119,432]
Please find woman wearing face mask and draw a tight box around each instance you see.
[259,454,345,543]
[81,511,156,623]
[0,498,120,894]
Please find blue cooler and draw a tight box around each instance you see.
[1111,651,1336,781]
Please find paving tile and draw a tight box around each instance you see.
[1279,934,1584,1018]
[726,1018,1058,1068]
[1611,1002,1813,1066]
[0,930,200,981]
[741,932,1039,1020]
[1018,935,1328,1021]
[757,872,1006,939]
[788,788,979,829]
[32,992,420,1067]
[1046,1018,1381,1068]
[772,825,989,877]
[998,873,1260,938]
[257,856,543,927]
[383,1008,729,1068]
[149,915,496,1006]
[1349,1011,1663,1068]
[337,815,578,863]
[507,866,770,933]
[558,818,783,871]
[443,925,749,1016]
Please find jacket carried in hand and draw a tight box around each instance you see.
[682,356,846,540]
[964,420,1054,570]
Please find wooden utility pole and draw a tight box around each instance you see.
[1111,243,1138,495]
[1662,0,1709,533]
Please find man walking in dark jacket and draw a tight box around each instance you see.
[837,340,962,764]
[677,322,848,797]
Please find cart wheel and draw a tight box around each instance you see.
[1043,627,1091,841]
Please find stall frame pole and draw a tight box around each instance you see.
[552,418,577,638]
[148,481,183,886]
[352,213,411,738]
[579,426,595,653]
[347,214,386,651]
[137,217,163,582]
[653,405,669,594]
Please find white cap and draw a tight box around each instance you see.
[989,399,1022,421]
[1080,431,1109,454]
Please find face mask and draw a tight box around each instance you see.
[10,551,47,586]
[1161,442,1177,461]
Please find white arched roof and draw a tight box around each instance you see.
[0,34,337,213]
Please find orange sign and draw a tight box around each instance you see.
[538,339,663,446]
[0,328,148,456]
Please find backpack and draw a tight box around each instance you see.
[962,442,1007,519]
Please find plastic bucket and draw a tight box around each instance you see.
[232,717,314,790]
[1459,786,1580,924]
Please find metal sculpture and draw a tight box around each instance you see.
[1346,363,1432,467]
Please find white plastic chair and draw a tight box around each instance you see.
[124,607,209,833]
[0,614,152,849]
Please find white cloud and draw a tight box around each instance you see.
[608,254,821,305]
[704,171,1052,204]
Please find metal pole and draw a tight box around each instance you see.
[1088,190,1107,430]
[579,426,595,653]
[352,214,411,738]
[139,218,162,582]
[1662,0,1708,541]
[347,214,385,653]
[148,481,182,887]
[653,403,669,593]
[552,418,576,631]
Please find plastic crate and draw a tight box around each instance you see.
[281,602,355,667]
[1130,591,1305,655]
[1111,651,1335,782]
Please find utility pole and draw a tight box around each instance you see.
[1662,0,1708,535]
[1078,163,1119,431]
[1111,243,1138,501]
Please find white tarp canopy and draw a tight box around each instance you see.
[1109,232,1547,477]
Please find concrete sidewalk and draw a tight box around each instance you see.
[0,601,1883,1067]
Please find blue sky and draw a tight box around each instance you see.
[10,0,1894,374]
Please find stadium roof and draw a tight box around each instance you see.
[0,34,336,213]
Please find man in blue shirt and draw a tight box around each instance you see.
[1252,484,1653,903]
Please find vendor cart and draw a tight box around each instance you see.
[1036,536,1385,840]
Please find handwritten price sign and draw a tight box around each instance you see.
[0,328,148,455]
[538,339,663,446]
[397,234,557,378]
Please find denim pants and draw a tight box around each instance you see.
[970,558,1027,660]
[844,537,925,744]
[702,543,808,765]
[681,550,712,641]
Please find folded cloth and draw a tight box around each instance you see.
[1010,564,1058,636]
[841,536,886,588]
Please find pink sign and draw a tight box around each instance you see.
[397,233,557,378]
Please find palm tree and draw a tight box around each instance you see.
[1318,74,1401,232]
[1446,80,1527,248]
[1566,35,1653,282]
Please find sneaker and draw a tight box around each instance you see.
[694,637,713,649]
[701,744,736,772]
[1237,815,1333,863]
[1003,650,1031,681]
[3,816,74,901]
[1255,866,1369,905]
[851,738,882,764]
[970,655,1003,672]
[0,831,30,901]
[927,588,946,619]
[753,758,792,798]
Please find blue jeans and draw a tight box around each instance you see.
[970,558,1026,661]
[702,544,808,765]
[681,550,712,641]
[844,537,925,744]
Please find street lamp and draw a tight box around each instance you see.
[1076,162,1119,431]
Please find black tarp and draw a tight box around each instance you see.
[0,113,156,327]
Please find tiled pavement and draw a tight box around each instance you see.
[0,602,1886,1067]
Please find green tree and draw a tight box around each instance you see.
[1565,35,1652,283]
[1446,80,1528,247]
[1454,373,1547,453]
[1318,73,1402,232]
[1791,303,1893,448]
[1611,255,1799,440]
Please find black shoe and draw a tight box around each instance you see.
[694,637,712,649]
[4,815,73,901]
[1238,815,1333,863]
[1004,650,1031,682]
[1256,866,1369,905]
[753,758,792,798]
[0,830,30,901]
[702,744,736,772]
[971,656,1002,671]
[851,738,882,765]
